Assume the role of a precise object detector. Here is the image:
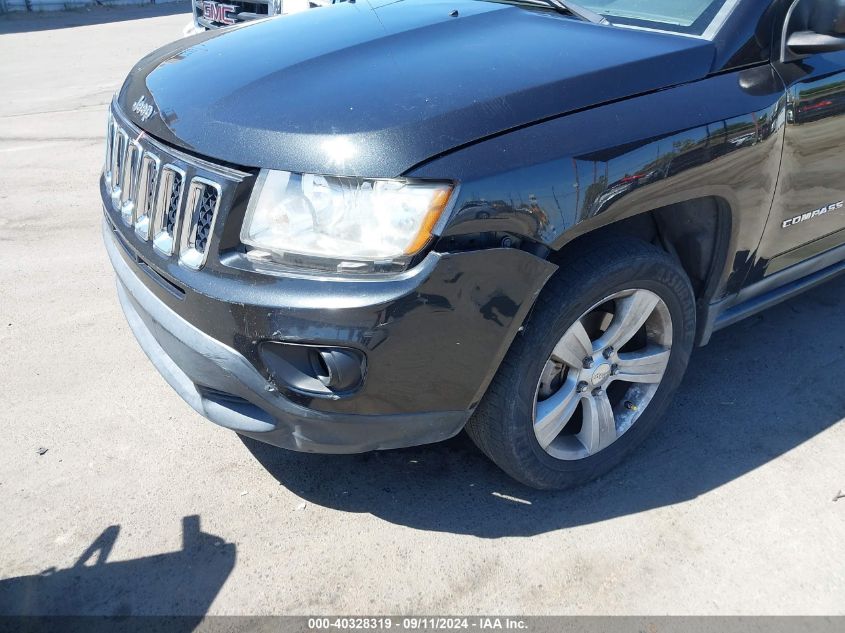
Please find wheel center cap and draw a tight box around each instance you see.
[591,363,611,385]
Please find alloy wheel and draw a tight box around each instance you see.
[533,288,673,461]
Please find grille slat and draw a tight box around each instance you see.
[195,187,219,253]
[151,165,186,257]
[120,141,142,226]
[179,178,222,270]
[165,172,184,236]
[134,153,160,240]
[110,127,128,205]
[104,115,114,185]
[103,111,231,270]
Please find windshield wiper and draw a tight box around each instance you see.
[533,0,610,25]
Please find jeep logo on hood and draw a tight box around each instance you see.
[131,95,155,122]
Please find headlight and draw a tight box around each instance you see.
[241,170,454,273]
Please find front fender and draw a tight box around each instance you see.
[411,67,786,300]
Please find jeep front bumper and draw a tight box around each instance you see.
[104,217,556,453]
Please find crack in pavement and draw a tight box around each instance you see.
[0,101,112,119]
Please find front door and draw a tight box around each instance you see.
[759,0,845,273]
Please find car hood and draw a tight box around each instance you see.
[118,0,715,177]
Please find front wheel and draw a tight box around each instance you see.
[466,235,696,490]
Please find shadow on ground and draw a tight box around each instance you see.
[242,275,845,538]
[0,2,190,35]
[0,516,235,617]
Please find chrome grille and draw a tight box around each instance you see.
[102,108,246,270]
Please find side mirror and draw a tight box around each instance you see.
[787,30,845,55]
[784,0,845,59]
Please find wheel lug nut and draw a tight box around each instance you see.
[582,357,594,369]
[603,347,614,359]
[577,381,589,393]
[591,387,603,396]
[611,364,619,376]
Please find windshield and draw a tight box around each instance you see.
[573,1,733,35]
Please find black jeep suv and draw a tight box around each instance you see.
[102,0,845,489]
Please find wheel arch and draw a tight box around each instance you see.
[546,195,735,346]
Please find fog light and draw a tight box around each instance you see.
[259,342,366,396]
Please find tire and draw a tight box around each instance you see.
[466,234,696,490]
